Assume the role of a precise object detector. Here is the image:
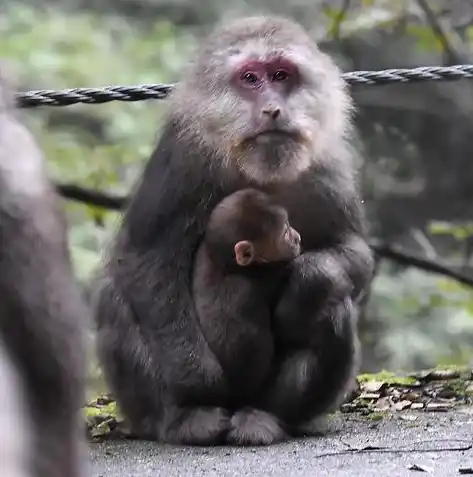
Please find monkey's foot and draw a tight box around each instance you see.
[166,407,231,446]
[227,408,286,446]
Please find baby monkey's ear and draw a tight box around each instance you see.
[234,240,255,266]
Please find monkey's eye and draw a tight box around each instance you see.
[240,71,259,85]
[272,70,289,82]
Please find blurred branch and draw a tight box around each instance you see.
[416,0,459,63]
[327,0,352,40]
[372,243,473,288]
[56,183,126,211]
[416,0,471,64]
[56,182,473,288]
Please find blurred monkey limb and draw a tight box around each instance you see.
[0,64,89,477]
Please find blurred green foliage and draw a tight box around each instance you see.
[2,3,194,282]
[3,2,473,375]
[368,265,473,371]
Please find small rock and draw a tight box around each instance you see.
[375,397,391,411]
[402,392,422,402]
[411,403,424,410]
[362,381,386,393]
[359,392,381,400]
[90,420,111,438]
[394,400,412,411]
[415,369,461,382]
[96,395,114,406]
[459,468,473,474]
[425,402,454,412]
[390,389,402,400]
[399,414,418,422]
[437,388,456,399]
[340,403,360,413]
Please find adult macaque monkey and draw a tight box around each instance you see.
[95,15,374,446]
[0,67,87,476]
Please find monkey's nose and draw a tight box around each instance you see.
[262,107,281,120]
[293,230,301,246]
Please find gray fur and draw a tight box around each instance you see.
[94,15,374,446]
[0,66,88,476]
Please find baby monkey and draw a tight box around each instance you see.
[193,188,301,408]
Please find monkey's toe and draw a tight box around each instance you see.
[227,408,286,446]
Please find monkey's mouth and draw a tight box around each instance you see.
[256,129,294,138]
[248,129,300,144]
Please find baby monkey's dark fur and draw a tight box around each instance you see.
[0,67,88,477]
[193,188,300,411]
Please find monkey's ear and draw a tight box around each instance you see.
[234,241,255,266]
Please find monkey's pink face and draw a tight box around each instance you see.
[232,57,299,138]
[222,55,319,183]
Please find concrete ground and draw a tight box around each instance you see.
[88,408,473,477]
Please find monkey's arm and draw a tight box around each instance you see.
[298,232,373,302]
[272,232,372,342]
[264,193,371,428]
[273,166,374,341]
[264,231,369,426]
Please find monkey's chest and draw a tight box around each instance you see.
[265,189,330,249]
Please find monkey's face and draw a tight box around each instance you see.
[234,221,301,267]
[261,221,301,263]
[228,55,310,182]
[238,221,301,267]
[171,16,353,184]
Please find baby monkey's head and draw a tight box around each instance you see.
[205,188,301,267]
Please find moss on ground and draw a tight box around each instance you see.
[83,367,473,441]
[357,370,417,386]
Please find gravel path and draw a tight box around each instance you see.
[89,408,473,477]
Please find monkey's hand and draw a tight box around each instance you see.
[274,233,374,340]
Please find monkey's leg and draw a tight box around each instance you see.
[97,344,159,437]
[94,277,171,438]
[98,327,233,445]
[95,279,232,445]
[262,298,359,435]
[99,329,232,445]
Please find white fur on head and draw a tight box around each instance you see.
[170,16,354,184]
